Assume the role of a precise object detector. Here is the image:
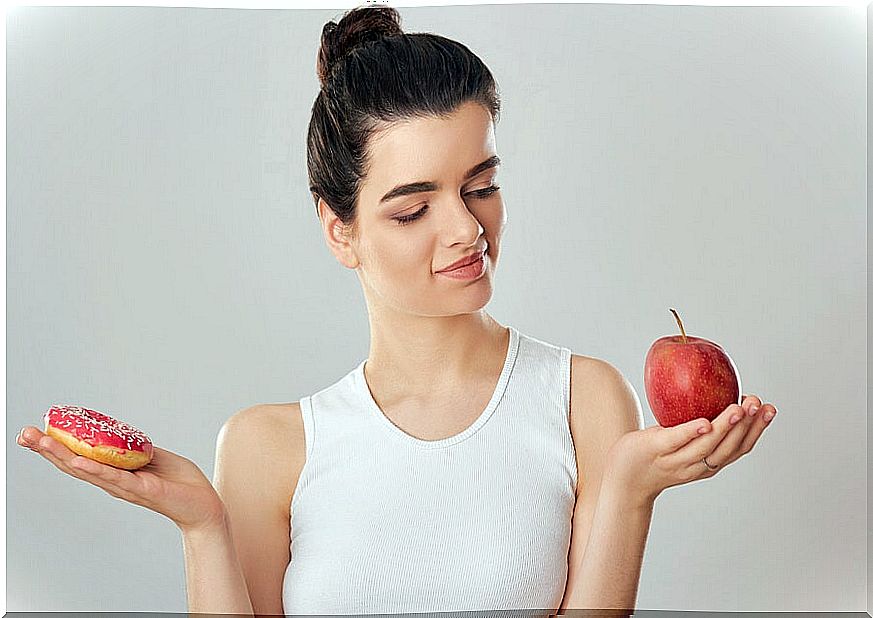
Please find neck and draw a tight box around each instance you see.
[363,310,509,404]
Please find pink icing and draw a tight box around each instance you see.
[43,404,153,454]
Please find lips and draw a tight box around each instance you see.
[438,250,485,273]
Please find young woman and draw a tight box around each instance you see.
[17,5,778,616]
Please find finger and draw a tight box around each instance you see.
[50,451,142,503]
[695,403,747,457]
[30,432,151,493]
[759,402,778,423]
[17,426,45,449]
[67,456,139,494]
[659,417,713,453]
[32,436,93,479]
[16,430,33,450]
[33,435,145,502]
[36,436,101,478]
[61,443,148,499]
[737,403,778,452]
[16,432,43,454]
[36,434,77,462]
[741,394,763,416]
[670,404,745,464]
[696,406,757,472]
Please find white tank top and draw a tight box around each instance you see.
[282,325,578,615]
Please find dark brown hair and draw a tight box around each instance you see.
[306,5,501,240]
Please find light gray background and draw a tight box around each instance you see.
[7,4,866,613]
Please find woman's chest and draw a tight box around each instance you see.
[288,442,575,601]
[377,389,495,441]
[286,475,574,614]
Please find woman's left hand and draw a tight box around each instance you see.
[605,394,778,506]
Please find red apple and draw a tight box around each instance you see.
[644,308,741,427]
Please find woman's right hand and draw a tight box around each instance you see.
[16,425,227,533]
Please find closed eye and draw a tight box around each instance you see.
[391,185,500,226]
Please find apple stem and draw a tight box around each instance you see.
[669,308,688,343]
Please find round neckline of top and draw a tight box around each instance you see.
[354,325,520,449]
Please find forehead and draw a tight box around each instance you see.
[364,103,497,184]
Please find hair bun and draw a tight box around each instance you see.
[317,6,403,88]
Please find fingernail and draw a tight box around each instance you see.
[764,410,775,421]
[730,414,741,424]
[749,405,759,416]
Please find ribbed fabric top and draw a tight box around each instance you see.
[282,325,578,616]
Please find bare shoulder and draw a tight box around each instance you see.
[569,354,643,429]
[214,403,305,616]
[568,354,644,493]
[220,402,307,513]
[225,402,304,454]
[232,401,303,436]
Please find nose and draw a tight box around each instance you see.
[441,195,485,246]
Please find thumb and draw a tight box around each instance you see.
[664,417,712,452]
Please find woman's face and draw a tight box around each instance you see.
[323,101,506,319]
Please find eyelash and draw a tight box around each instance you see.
[392,186,501,226]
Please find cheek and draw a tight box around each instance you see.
[479,200,506,236]
[376,235,431,272]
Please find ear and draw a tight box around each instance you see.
[318,197,360,269]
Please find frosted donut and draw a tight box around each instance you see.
[43,404,154,470]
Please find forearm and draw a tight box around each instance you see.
[180,511,255,617]
[561,477,655,614]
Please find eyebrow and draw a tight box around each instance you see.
[379,155,501,205]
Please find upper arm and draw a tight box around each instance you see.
[213,403,305,617]
[560,355,644,611]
